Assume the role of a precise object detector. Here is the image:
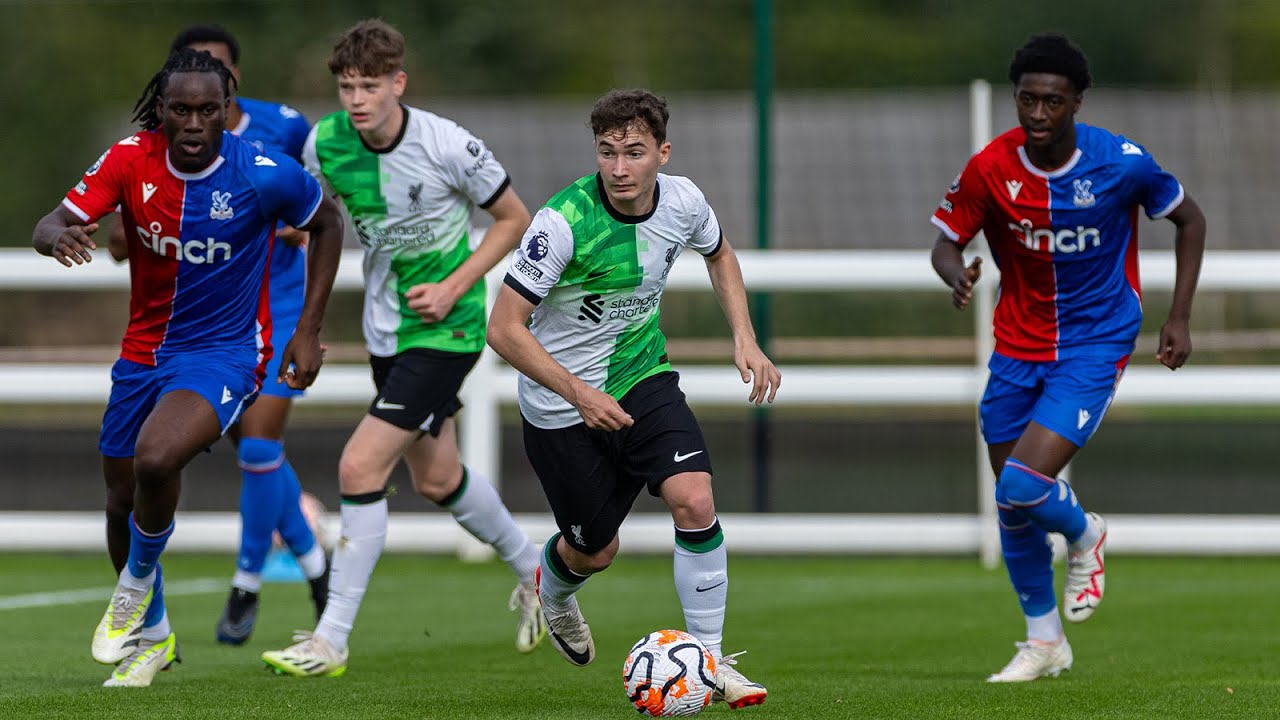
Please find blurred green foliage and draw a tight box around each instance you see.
[0,0,1264,246]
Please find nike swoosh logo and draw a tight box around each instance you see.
[695,580,726,593]
[375,398,405,410]
[546,627,593,666]
[586,270,609,281]
[673,450,704,462]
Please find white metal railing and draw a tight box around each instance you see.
[7,81,1280,561]
[7,246,1280,563]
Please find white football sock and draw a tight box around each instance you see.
[231,570,262,594]
[538,537,587,612]
[315,498,387,652]
[1025,607,1064,643]
[446,467,538,584]
[297,544,327,580]
[140,611,171,642]
[674,520,727,659]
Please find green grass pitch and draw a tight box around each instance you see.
[0,553,1277,719]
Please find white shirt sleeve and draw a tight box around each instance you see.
[440,122,510,208]
[301,126,336,198]
[683,180,724,256]
[503,207,574,305]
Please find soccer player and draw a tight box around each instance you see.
[929,34,1206,682]
[486,89,779,709]
[260,19,543,677]
[31,47,344,687]
[106,23,331,647]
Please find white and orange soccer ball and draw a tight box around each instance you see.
[622,629,717,717]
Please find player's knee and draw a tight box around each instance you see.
[997,460,1055,506]
[413,465,459,504]
[238,436,284,472]
[337,449,384,495]
[131,443,184,487]
[578,544,619,574]
[663,478,716,529]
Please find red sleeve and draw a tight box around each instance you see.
[930,154,991,249]
[61,135,139,223]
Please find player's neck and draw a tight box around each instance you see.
[1024,126,1077,172]
[359,105,407,152]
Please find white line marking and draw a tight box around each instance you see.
[0,577,224,611]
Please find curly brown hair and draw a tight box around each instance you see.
[590,89,669,145]
[327,18,404,77]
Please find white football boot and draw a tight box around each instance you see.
[262,631,348,677]
[509,582,547,654]
[986,638,1073,682]
[536,566,595,666]
[1064,512,1107,623]
[103,632,180,687]
[713,651,768,708]
[92,582,153,665]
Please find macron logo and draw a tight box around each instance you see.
[1077,408,1092,430]
[253,155,277,167]
[1120,142,1144,156]
[141,183,157,203]
[221,386,233,405]
[1005,180,1023,201]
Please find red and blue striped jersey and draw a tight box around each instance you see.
[931,124,1184,361]
[63,130,322,368]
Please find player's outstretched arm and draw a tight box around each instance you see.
[407,187,532,323]
[931,234,982,310]
[278,195,344,389]
[487,285,633,431]
[1156,193,1207,371]
[703,238,781,405]
[32,205,99,267]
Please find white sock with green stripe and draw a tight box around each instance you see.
[315,493,387,652]
[674,518,727,659]
[441,467,538,584]
[539,533,588,612]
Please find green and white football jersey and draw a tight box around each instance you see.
[504,173,723,429]
[303,106,510,355]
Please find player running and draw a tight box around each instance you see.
[107,23,332,647]
[929,33,1206,682]
[487,89,779,709]
[32,47,344,687]
[261,19,543,677]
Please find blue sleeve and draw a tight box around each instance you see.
[254,149,323,229]
[1119,136,1184,219]
[283,113,311,163]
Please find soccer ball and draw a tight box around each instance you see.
[622,630,717,717]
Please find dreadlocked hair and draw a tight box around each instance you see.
[131,47,237,131]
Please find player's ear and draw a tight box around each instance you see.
[392,70,407,98]
[658,141,671,166]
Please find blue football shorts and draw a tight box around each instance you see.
[99,349,260,458]
[979,350,1130,448]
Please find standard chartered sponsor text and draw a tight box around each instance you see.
[355,222,438,248]
[607,290,661,320]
